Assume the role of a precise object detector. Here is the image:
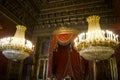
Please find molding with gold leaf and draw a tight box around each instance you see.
[53,27,79,35]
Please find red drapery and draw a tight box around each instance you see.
[48,33,87,80]
[52,44,70,80]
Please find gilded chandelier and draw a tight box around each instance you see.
[0,25,34,61]
[74,15,119,61]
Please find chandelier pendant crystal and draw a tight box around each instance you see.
[0,25,34,61]
[74,15,119,61]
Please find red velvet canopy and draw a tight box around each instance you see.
[48,27,88,80]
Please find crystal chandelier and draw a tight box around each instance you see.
[74,15,119,61]
[0,25,34,61]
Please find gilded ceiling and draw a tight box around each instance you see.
[0,0,116,36]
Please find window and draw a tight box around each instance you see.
[38,58,48,80]
[40,39,50,57]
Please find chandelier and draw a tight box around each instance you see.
[0,25,34,61]
[74,15,119,61]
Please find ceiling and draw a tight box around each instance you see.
[0,0,118,36]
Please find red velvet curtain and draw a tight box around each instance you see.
[48,34,87,80]
[70,48,84,80]
[52,44,69,80]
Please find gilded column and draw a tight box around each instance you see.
[110,55,118,80]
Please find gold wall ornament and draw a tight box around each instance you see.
[74,15,119,61]
[53,26,79,35]
[0,25,34,61]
